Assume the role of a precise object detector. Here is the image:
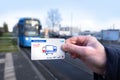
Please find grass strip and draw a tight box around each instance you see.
[0,37,18,53]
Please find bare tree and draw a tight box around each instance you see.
[47,9,62,31]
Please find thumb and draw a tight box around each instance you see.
[61,43,86,57]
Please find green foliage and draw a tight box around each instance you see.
[0,27,4,36]
[0,32,3,36]
[3,22,9,32]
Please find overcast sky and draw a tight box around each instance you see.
[0,0,120,32]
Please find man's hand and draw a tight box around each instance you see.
[61,36,106,75]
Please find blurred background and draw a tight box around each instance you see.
[0,0,120,80]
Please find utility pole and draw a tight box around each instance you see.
[70,13,73,35]
[113,24,115,29]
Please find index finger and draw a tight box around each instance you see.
[65,36,89,46]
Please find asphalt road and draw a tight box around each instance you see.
[22,47,93,80]
[2,41,119,80]
[1,34,120,80]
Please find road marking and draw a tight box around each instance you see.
[4,53,16,80]
[20,48,46,80]
[24,48,58,80]
[0,58,5,64]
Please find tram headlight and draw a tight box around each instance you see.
[25,37,29,40]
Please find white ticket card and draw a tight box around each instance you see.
[31,38,65,60]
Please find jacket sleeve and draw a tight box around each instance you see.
[94,46,120,80]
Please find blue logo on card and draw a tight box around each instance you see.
[42,45,57,55]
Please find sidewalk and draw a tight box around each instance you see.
[0,53,5,80]
[0,52,45,80]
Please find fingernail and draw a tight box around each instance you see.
[71,40,76,44]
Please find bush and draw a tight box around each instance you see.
[0,31,3,36]
[12,38,18,45]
